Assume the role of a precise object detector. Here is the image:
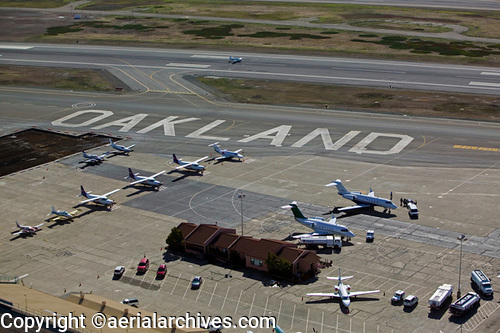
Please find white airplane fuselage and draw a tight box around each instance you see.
[84,194,114,206]
[344,193,397,210]
[139,177,162,186]
[294,217,355,239]
[337,283,352,307]
[220,150,243,159]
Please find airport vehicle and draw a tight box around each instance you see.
[109,139,135,154]
[47,206,78,220]
[208,142,244,161]
[192,276,203,289]
[428,284,453,310]
[82,151,108,164]
[137,258,149,273]
[114,266,125,278]
[77,186,120,207]
[12,221,44,236]
[471,270,493,295]
[171,154,208,174]
[449,292,480,316]
[403,295,418,308]
[298,235,342,249]
[125,168,165,188]
[228,56,242,64]
[281,202,355,239]
[391,290,405,304]
[306,268,379,312]
[407,201,419,218]
[121,298,139,307]
[156,264,167,278]
[366,230,374,242]
[325,179,397,213]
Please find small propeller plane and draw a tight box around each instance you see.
[12,221,44,236]
[77,185,120,207]
[47,206,79,220]
[325,179,397,213]
[228,56,242,64]
[170,154,208,174]
[208,142,244,161]
[82,151,108,164]
[281,202,355,239]
[109,139,135,154]
[307,268,379,312]
[125,168,165,188]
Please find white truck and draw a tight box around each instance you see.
[298,235,342,249]
[449,292,480,316]
[391,290,405,304]
[428,284,453,310]
[471,270,493,296]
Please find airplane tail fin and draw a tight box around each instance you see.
[282,202,306,219]
[51,206,57,214]
[173,154,180,165]
[82,151,89,158]
[209,142,221,153]
[79,185,88,198]
[327,179,349,195]
[16,221,21,228]
[127,168,136,180]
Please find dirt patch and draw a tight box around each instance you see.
[0,128,114,177]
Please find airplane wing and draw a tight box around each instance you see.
[126,144,135,149]
[306,292,339,297]
[348,290,380,297]
[103,189,121,197]
[327,276,353,281]
[79,197,98,204]
[12,231,24,236]
[215,156,226,161]
[234,149,243,153]
[34,223,44,228]
[151,170,166,178]
[335,204,370,212]
[129,178,148,185]
[194,156,209,163]
[175,163,195,170]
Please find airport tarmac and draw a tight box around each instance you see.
[1,134,498,332]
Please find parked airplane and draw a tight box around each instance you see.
[325,179,397,213]
[281,202,355,239]
[307,268,379,312]
[109,139,135,154]
[208,142,244,161]
[228,56,242,64]
[12,221,44,236]
[125,168,165,188]
[77,186,120,207]
[82,151,108,164]
[171,154,208,174]
[47,206,78,220]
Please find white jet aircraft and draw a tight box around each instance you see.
[109,139,135,154]
[208,142,244,161]
[228,56,242,64]
[307,268,379,312]
[12,221,44,236]
[77,185,120,207]
[171,154,208,174]
[47,206,79,220]
[281,202,355,239]
[325,179,397,213]
[82,151,108,164]
[125,168,165,188]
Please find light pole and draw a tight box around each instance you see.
[238,192,245,235]
[457,234,467,299]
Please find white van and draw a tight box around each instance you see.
[407,202,418,218]
[471,270,493,296]
[403,295,418,307]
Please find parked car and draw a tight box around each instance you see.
[366,230,374,242]
[137,258,149,273]
[403,295,418,308]
[391,290,405,304]
[191,276,203,289]
[113,266,125,279]
[156,264,167,278]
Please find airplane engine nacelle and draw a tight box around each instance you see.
[346,285,351,291]
[334,287,339,291]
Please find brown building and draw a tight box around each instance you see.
[182,223,236,256]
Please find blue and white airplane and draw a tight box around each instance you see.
[307,268,379,312]
[325,179,397,213]
[109,139,135,154]
[12,221,44,236]
[281,202,355,239]
[228,56,242,64]
[209,142,244,161]
[82,151,108,164]
[77,186,120,207]
[125,168,165,188]
[171,154,208,174]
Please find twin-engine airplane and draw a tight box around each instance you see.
[228,56,242,64]
[209,142,244,161]
[12,221,44,236]
[109,139,135,154]
[171,154,208,174]
[77,186,120,207]
[281,202,355,239]
[47,206,78,220]
[325,179,397,213]
[126,168,165,188]
[82,151,108,164]
[307,269,379,312]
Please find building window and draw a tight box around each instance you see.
[250,258,263,267]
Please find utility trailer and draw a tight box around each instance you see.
[449,292,480,316]
[428,284,453,310]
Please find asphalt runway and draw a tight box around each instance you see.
[0,45,499,332]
